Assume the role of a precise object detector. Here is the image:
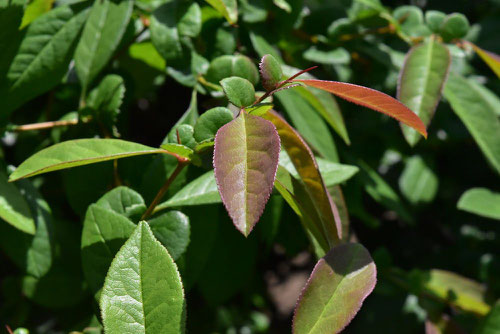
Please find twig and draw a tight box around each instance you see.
[11,118,86,132]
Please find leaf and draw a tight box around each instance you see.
[167,124,197,149]
[259,54,283,91]
[292,243,377,334]
[0,178,53,278]
[263,111,342,247]
[95,186,146,221]
[206,55,259,86]
[275,89,339,162]
[148,211,190,260]
[75,0,133,90]
[399,155,438,205]
[220,76,256,107]
[0,168,35,234]
[166,89,199,140]
[100,221,185,334]
[0,4,88,123]
[295,79,428,138]
[392,5,426,37]
[303,47,350,65]
[193,107,234,142]
[477,300,500,334]
[128,41,166,71]
[87,74,125,127]
[273,0,291,12]
[214,112,280,236]
[20,0,54,28]
[425,10,446,33]
[160,143,194,161]
[398,36,450,146]
[0,4,24,84]
[279,151,358,187]
[439,13,469,41]
[150,1,182,61]
[457,188,500,220]
[81,204,136,297]
[10,139,169,181]
[205,0,238,25]
[467,42,500,79]
[156,171,220,210]
[444,73,500,175]
[177,2,201,38]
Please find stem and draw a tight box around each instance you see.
[197,76,223,91]
[141,162,187,220]
[11,118,86,132]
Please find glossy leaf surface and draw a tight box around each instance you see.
[75,0,133,90]
[10,139,167,181]
[444,73,500,175]
[293,243,377,334]
[148,211,190,260]
[398,37,450,146]
[0,169,35,234]
[295,79,428,138]
[457,188,500,220]
[100,221,185,333]
[95,186,146,221]
[220,77,256,107]
[193,107,234,142]
[263,111,342,246]
[214,113,280,236]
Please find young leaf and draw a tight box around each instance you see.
[100,221,185,333]
[95,186,146,221]
[220,77,256,107]
[20,0,54,28]
[293,243,377,334]
[439,13,470,41]
[399,156,438,205]
[444,73,500,175]
[398,37,450,146]
[148,211,190,260]
[0,5,88,122]
[205,0,238,25]
[0,169,35,234]
[294,79,428,138]
[263,111,342,246]
[81,204,136,297]
[214,112,280,236]
[467,42,500,79]
[193,107,234,142]
[457,188,500,220]
[260,54,283,91]
[155,171,220,211]
[75,0,133,90]
[9,139,170,181]
[425,10,446,32]
[160,143,195,161]
[167,124,197,149]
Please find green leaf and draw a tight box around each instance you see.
[303,47,350,65]
[214,112,280,236]
[75,0,133,90]
[100,221,185,333]
[81,204,136,297]
[259,54,283,91]
[444,73,500,175]
[249,31,284,63]
[439,13,470,41]
[166,89,199,140]
[478,300,500,334]
[150,1,182,60]
[205,0,237,24]
[467,42,500,79]
[263,111,342,249]
[0,4,88,123]
[273,0,291,12]
[425,10,446,33]
[206,55,259,86]
[392,5,425,37]
[279,151,358,187]
[0,168,34,234]
[246,103,274,116]
[87,74,125,127]
[156,171,220,210]
[399,156,438,205]
[0,178,53,278]
[167,124,197,149]
[193,107,234,142]
[95,186,146,222]
[275,88,339,162]
[128,41,166,72]
[0,4,23,84]
[148,211,190,260]
[178,2,201,37]
[160,143,194,161]
[293,243,377,334]
[457,188,500,220]
[398,37,450,146]
[20,0,53,28]
[220,77,256,107]
[10,139,169,181]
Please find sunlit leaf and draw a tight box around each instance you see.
[160,143,194,161]
[95,186,146,221]
[100,221,185,333]
[444,73,500,175]
[20,0,54,28]
[128,41,166,71]
[220,77,256,107]
[0,169,34,234]
[467,42,500,79]
[205,0,237,24]
[293,243,377,334]
[193,107,234,142]
[295,79,428,138]
[9,139,169,181]
[457,188,500,220]
[398,36,450,146]
[214,112,280,236]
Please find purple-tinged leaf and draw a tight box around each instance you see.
[293,243,377,334]
[213,112,280,236]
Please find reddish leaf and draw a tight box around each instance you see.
[467,41,500,79]
[294,79,428,138]
[213,112,280,236]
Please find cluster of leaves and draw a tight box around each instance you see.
[1,0,499,333]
